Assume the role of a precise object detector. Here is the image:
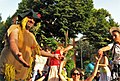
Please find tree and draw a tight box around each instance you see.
[17,0,95,43]
[0,23,6,52]
[17,0,118,49]
[17,0,118,64]
[83,8,118,48]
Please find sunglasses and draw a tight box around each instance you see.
[72,73,80,76]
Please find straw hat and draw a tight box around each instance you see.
[109,27,120,35]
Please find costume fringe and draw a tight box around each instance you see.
[5,64,15,81]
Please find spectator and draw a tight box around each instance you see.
[98,27,120,81]
[98,52,111,81]
[85,62,95,75]
[59,56,102,81]
[48,44,73,81]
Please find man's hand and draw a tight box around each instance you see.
[17,52,30,67]
[54,54,59,59]
[98,49,103,56]
[59,55,64,61]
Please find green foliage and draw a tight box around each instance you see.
[0,1,119,80]
[65,49,74,59]
[17,0,95,43]
[65,49,75,77]
[0,14,13,53]
[83,8,119,48]
[16,0,119,72]
[0,22,7,52]
[17,0,31,12]
[5,16,13,28]
[65,59,75,77]
[17,0,118,49]
[43,37,58,51]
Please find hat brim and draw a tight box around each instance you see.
[109,27,120,35]
[18,9,41,25]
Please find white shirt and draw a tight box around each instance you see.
[34,55,48,71]
[108,43,120,64]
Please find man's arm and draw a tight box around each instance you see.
[9,28,30,67]
[63,45,73,52]
[41,50,59,59]
[98,45,111,55]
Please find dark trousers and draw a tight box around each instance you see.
[0,74,25,81]
[118,64,120,77]
[0,74,5,81]
[111,64,120,81]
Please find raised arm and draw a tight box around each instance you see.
[98,46,110,55]
[63,45,73,52]
[85,56,101,81]
[58,61,68,81]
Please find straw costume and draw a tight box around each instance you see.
[0,9,42,81]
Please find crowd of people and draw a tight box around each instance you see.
[0,9,119,81]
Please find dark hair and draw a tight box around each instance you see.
[70,68,81,77]
[45,46,52,52]
[103,51,109,57]
[112,30,120,34]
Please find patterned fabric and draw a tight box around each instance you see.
[109,43,120,64]
[108,43,120,80]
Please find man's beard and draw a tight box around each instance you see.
[26,25,33,30]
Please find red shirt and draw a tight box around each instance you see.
[49,50,61,66]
